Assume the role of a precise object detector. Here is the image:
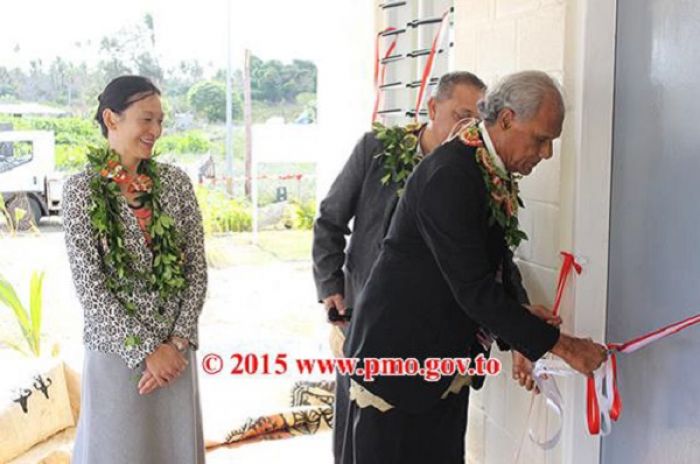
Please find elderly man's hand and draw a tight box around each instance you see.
[551,333,608,377]
[512,351,540,393]
[323,293,348,328]
[525,304,562,327]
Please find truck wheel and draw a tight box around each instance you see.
[28,197,43,227]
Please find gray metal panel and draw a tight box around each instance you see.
[605,0,700,462]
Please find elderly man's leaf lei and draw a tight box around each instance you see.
[86,146,186,347]
[459,125,528,248]
[372,121,425,196]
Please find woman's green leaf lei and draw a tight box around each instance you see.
[86,146,187,347]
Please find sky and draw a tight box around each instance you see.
[0,0,335,73]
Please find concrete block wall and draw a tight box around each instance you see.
[315,0,376,199]
[453,1,570,463]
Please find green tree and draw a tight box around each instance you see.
[247,55,317,103]
[134,52,163,82]
[291,59,317,94]
[0,67,18,98]
[48,57,83,105]
[187,80,241,122]
[97,13,162,84]
[99,37,133,83]
[165,60,204,96]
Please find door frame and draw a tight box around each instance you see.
[561,0,617,463]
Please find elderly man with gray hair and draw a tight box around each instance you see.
[314,71,557,463]
[340,70,608,464]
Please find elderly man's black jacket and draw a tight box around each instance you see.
[312,131,531,310]
[344,136,560,413]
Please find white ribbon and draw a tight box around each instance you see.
[529,356,571,449]
[588,356,616,436]
[529,354,618,449]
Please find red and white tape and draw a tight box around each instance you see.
[525,252,700,452]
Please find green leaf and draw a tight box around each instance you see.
[125,301,136,315]
[0,338,30,356]
[124,335,142,349]
[160,214,174,228]
[85,148,187,312]
[372,121,386,132]
[14,207,27,222]
[0,274,33,349]
[29,271,44,356]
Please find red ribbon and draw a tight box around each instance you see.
[610,312,700,353]
[609,352,622,421]
[548,251,614,436]
[552,251,582,317]
[586,313,700,435]
[372,28,399,123]
[413,11,450,121]
[586,376,600,434]
[539,251,700,436]
[586,348,622,435]
[199,173,310,185]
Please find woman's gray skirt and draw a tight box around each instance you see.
[72,348,205,463]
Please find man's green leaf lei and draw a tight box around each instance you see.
[458,124,528,249]
[372,121,425,196]
[372,120,527,248]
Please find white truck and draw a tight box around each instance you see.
[0,130,63,229]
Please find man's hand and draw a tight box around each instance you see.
[525,304,562,327]
[512,351,539,393]
[323,293,348,328]
[141,343,188,394]
[551,333,607,377]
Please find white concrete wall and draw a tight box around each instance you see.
[315,0,377,200]
[453,1,569,456]
[452,1,616,463]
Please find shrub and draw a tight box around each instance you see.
[282,200,316,230]
[0,116,101,173]
[55,145,88,172]
[294,199,316,230]
[195,186,252,234]
[157,130,212,155]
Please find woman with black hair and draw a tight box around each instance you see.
[63,75,207,463]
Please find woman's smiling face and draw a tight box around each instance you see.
[105,93,164,162]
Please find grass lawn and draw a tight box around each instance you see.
[205,230,312,267]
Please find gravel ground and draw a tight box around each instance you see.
[0,220,334,463]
